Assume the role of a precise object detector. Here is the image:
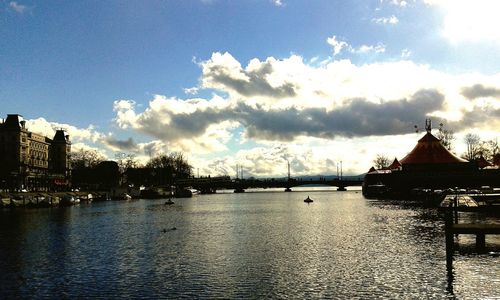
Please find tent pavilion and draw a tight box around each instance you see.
[387,158,402,170]
[362,130,492,198]
[400,132,467,165]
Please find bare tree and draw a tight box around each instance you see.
[489,139,499,158]
[437,123,455,151]
[477,139,499,162]
[373,154,390,169]
[71,149,105,169]
[463,133,481,161]
[115,152,140,173]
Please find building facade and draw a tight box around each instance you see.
[0,114,71,191]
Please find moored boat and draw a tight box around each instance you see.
[59,195,75,207]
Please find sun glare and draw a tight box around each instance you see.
[436,0,500,43]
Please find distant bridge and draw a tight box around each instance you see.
[175,176,364,194]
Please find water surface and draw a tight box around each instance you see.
[1,188,499,298]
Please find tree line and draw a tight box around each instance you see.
[70,150,193,188]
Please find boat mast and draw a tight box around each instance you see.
[287,160,290,181]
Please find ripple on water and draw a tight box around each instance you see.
[0,193,498,298]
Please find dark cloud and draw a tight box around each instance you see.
[157,53,455,143]
[102,136,138,151]
[237,89,445,140]
[126,89,448,143]
[451,105,500,129]
[461,84,500,99]
[135,107,227,141]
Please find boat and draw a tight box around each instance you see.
[93,193,111,201]
[113,193,132,201]
[59,195,75,207]
[304,196,313,203]
[164,198,174,205]
[362,183,390,198]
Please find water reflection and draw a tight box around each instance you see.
[0,191,498,298]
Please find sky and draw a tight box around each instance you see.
[1,0,500,177]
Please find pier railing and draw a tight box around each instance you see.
[444,208,500,271]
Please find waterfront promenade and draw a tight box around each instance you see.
[0,191,104,208]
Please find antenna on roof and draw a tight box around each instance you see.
[414,119,432,134]
[425,119,432,133]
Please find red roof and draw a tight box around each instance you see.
[400,132,467,165]
[476,156,492,169]
[388,158,402,170]
[494,154,500,166]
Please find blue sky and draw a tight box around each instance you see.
[1,0,500,176]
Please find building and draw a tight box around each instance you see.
[399,131,469,171]
[363,122,500,198]
[0,114,71,191]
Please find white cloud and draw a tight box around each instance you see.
[426,0,500,43]
[193,134,426,177]
[327,36,349,56]
[184,87,199,95]
[327,36,387,57]
[401,48,411,58]
[113,100,138,129]
[372,15,399,25]
[71,143,108,158]
[272,0,284,7]
[391,0,409,7]
[8,1,30,14]
[355,43,386,54]
[22,118,136,161]
[25,117,103,143]
[113,95,238,154]
[108,49,500,176]
[92,26,500,175]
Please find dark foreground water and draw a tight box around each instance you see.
[1,188,499,299]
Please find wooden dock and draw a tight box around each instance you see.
[448,223,500,248]
[444,209,500,271]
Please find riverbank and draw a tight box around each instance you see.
[0,191,108,208]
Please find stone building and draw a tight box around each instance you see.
[0,114,71,191]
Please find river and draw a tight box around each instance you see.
[1,187,499,298]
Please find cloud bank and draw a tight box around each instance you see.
[114,52,500,145]
[25,50,500,176]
